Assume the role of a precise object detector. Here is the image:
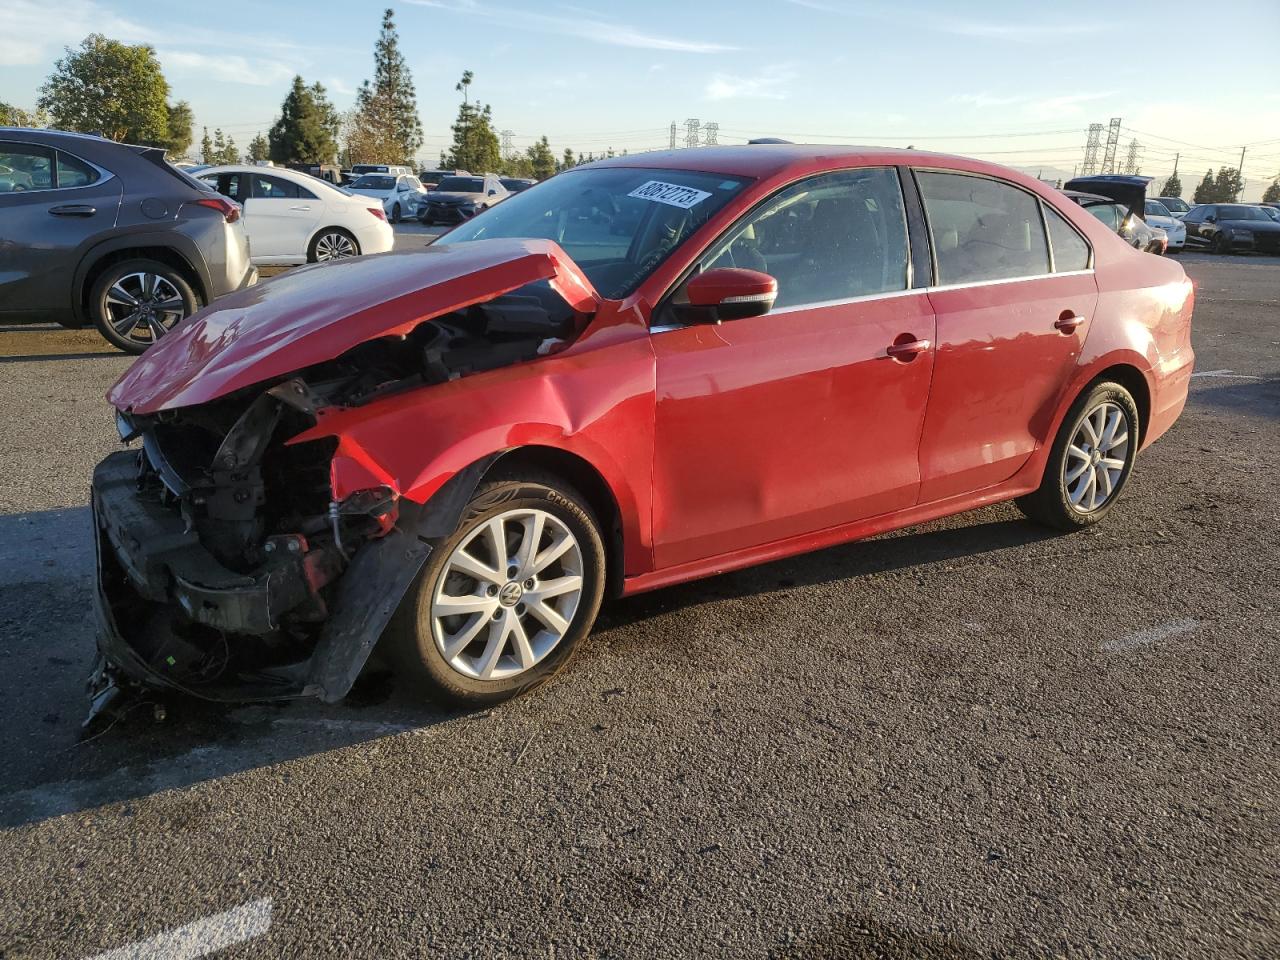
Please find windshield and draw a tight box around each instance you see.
[437,177,485,192]
[352,165,384,174]
[1159,196,1189,212]
[350,175,395,190]
[1217,205,1268,221]
[438,166,749,299]
[1145,200,1172,218]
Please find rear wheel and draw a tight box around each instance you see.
[386,474,606,706]
[309,228,359,262]
[1016,381,1140,531]
[90,259,198,354]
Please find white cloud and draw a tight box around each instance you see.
[157,49,297,88]
[705,67,795,101]
[2,0,152,66]
[935,18,1104,41]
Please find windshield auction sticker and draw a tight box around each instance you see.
[627,180,713,209]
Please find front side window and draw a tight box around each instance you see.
[438,166,748,299]
[1042,202,1091,272]
[252,175,298,200]
[916,171,1050,284]
[696,167,909,309]
[0,141,55,193]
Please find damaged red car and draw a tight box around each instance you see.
[91,146,1195,717]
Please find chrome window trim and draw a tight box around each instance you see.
[647,269,1096,334]
[0,139,114,195]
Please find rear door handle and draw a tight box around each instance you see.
[49,204,96,217]
[886,337,931,359]
[1055,313,1085,333]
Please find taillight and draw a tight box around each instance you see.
[367,206,386,221]
[192,196,240,223]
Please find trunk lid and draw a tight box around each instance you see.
[109,238,600,414]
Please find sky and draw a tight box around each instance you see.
[3,0,1279,197]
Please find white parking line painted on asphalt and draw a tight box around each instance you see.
[1190,369,1264,379]
[84,897,272,959]
[1101,618,1200,654]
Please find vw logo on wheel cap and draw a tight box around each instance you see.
[498,582,523,606]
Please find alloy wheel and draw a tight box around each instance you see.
[431,508,584,681]
[1063,401,1131,513]
[102,272,185,347]
[314,232,357,261]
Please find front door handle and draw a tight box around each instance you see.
[49,204,96,217]
[886,337,931,360]
[288,205,313,211]
[1055,313,1085,333]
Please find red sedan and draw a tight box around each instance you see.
[91,145,1194,714]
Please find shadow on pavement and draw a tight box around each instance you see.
[0,352,121,364]
[1190,374,1280,420]
[0,500,1058,831]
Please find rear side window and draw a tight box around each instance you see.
[0,141,55,192]
[1042,202,1091,272]
[251,175,299,199]
[916,171,1050,284]
[699,167,910,309]
[55,151,100,188]
[1084,202,1121,231]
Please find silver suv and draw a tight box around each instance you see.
[0,128,257,353]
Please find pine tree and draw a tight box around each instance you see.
[1193,169,1215,204]
[443,72,500,172]
[1263,178,1280,204]
[560,147,575,172]
[200,127,213,164]
[347,9,423,164]
[204,128,237,166]
[268,76,339,164]
[248,132,269,162]
[1159,171,1181,199]
[1213,167,1243,202]
[526,135,556,180]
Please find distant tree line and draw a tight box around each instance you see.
[1192,167,1246,204]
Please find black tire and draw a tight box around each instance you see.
[1016,381,1140,531]
[385,472,607,706]
[391,202,401,224]
[1213,232,1232,255]
[90,258,198,355]
[308,228,360,262]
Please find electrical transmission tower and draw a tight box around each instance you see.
[500,129,514,158]
[1121,138,1143,175]
[685,119,701,148]
[669,122,678,149]
[1101,117,1122,173]
[1081,123,1103,175]
[703,122,719,145]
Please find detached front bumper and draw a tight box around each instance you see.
[422,203,475,224]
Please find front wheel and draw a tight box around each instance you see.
[1016,381,1140,530]
[390,202,401,224]
[386,474,607,706]
[1213,233,1232,255]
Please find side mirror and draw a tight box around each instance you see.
[676,267,777,324]
[487,189,497,196]
[1205,214,1216,223]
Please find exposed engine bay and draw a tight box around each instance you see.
[88,282,581,724]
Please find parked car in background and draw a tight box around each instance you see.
[197,165,393,265]
[286,162,343,186]
[1144,199,1186,251]
[0,127,255,354]
[1155,195,1191,218]
[419,173,508,224]
[1257,205,1280,223]
[92,145,1193,712]
[419,168,471,189]
[1066,191,1164,253]
[345,172,430,222]
[1182,203,1280,254]
[349,163,413,179]
[500,177,538,193]
[1065,174,1164,253]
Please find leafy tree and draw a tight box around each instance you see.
[38,34,169,143]
[268,76,339,164]
[248,132,270,163]
[526,135,556,180]
[347,9,422,164]
[1159,171,1181,199]
[443,71,501,172]
[1193,169,1216,204]
[1,103,50,127]
[1263,178,1280,204]
[560,147,575,171]
[164,100,193,156]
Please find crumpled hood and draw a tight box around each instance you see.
[109,238,600,414]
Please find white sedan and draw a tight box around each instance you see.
[197,165,394,265]
[345,173,430,223]
[1144,199,1186,251]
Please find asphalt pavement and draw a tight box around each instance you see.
[0,242,1276,959]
